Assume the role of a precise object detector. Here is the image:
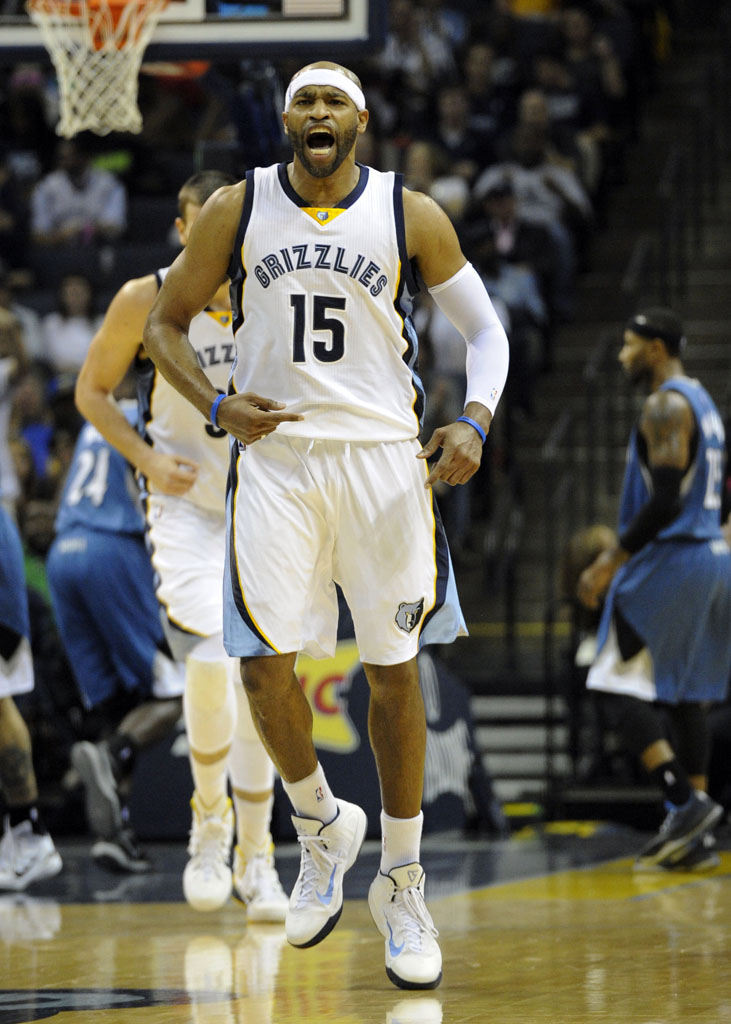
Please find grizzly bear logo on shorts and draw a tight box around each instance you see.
[395,598,425,634]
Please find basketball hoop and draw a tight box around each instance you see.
[26,0,169,138]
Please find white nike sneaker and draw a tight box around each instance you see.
[0,818,63,892]
[286,798,367,948]
[368,863,442,990]
[233,843,288,923]
[183,795,234,912]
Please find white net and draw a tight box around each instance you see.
[27,0,168,137]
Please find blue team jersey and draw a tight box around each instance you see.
[0,504,30,639]
[54,402,145,537]
[618,376,725,541]
[590,375,731,703]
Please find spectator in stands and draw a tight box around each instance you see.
[0,146,31,282]
[559,5,628,127]
[558,5,630,187]
[461,39,521,151]
[465,177,569,325]
[41,274,102,380]
[9,363,63,501]
[0,306,26,515]
[0,262,44,363]
[374,0,458,136]
[0,64,56,189]
[418,0,468,51]
[402,139,469,224]
[476,120,593,309]
[529,45,615,220]
[514,86,596,192]
[30,136,127,248]
[483,120,593,244]
[464,228,547,415]
[421,81,496,186]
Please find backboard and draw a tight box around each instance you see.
[0,0,387,63]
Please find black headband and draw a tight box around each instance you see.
[626,315,686,352]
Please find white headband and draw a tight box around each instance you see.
[284,70,366,112]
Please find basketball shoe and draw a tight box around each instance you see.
[71,740,123,840]
[635,790,723,869]
[665,833,720,872]
[233,842,288,922]
[286,798,367,948]
[0,818,63,892]
[92,826,151,874]
[368,863,442,990]
[183,794,234,911]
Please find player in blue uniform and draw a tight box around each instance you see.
[578,307,731,870]
[46,398,183,872]
[0,505,63,890]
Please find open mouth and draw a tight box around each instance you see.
[306,128,335,155]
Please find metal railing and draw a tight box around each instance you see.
[539,34,731,807]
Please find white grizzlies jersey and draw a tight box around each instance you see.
[136,267,234,513]
[228,163,425,441]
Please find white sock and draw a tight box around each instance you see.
[282,763,338,824]
[380,810,424,874]
[232,791,274,856]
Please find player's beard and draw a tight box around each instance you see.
[291,122,359,178]
[625,363,653,390]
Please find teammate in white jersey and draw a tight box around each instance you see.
[75,171,287,921]
[143,62,509,989]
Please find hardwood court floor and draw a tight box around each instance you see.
[1,824,730,1023]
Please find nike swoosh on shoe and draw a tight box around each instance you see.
[316,865,338,905]
[387,920,405,957]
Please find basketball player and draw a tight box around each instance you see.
[142,62,509,989]
[75,171,287,920]
[46,399,185,873]
[0,504,63,891]
[578,308,731,871]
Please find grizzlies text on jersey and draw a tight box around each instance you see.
[227,163,424,441]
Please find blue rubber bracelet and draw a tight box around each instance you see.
[210,393,226,429]
[456,415,487,444]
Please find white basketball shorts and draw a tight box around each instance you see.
[223,434,466,666]
[146,493,226,647]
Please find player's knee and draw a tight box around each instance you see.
[185,656,231,712]
[240,655,275,697]
[601,693,665,756]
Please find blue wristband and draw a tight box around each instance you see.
[210,393,226,429]
[456,415,487,444]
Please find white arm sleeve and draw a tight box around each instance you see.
[428,262,509,415]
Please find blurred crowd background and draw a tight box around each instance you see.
[0,0,680,822]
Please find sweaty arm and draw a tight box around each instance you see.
[75,276,199,496]
[404,189,509,487]
[618,389,693,552]
[577,389,693,609]
[142,182,302,445]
